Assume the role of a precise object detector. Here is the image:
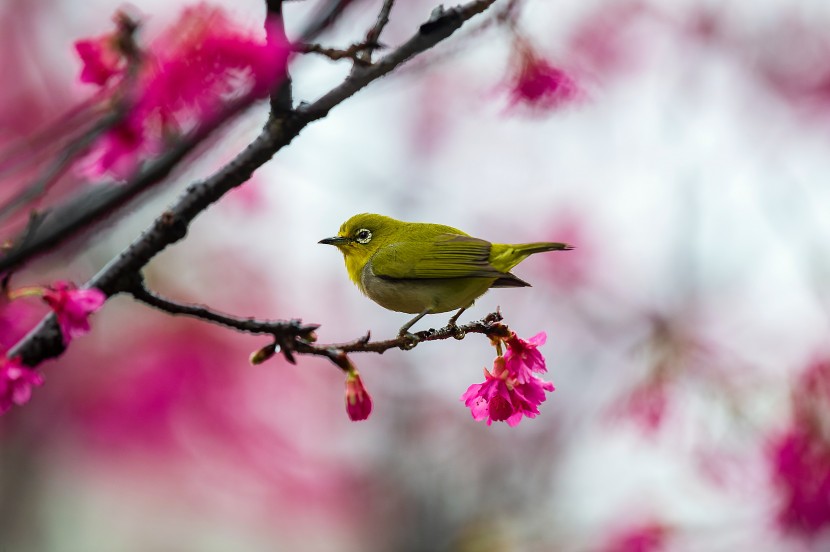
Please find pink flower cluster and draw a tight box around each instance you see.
[75,4,292,179]
[462,332,555,426]
[0,357,44,415]
[42,281,106,345]
[0,281,105,415]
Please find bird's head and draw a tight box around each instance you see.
[319,213,402,284]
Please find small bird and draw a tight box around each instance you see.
[319,213,572,338]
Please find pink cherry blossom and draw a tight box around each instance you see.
[77,5,292,179]
[507,43,580,111]
[85,113,151,180]
[504,331,548,383]
[74,33,124,86]
[0,356,44,414]
[461,355,555,427]
[42,282,106,344]
[345,371,372,421]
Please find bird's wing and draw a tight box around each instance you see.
[371,234,507,280]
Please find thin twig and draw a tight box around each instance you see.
[359,0,395,63]
[129,282,319,338]
[295,42,376,63]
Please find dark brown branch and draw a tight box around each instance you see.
[10,0,501,367]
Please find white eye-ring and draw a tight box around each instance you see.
[355,229,372,244]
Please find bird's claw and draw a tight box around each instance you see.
[449,325,466,340]
[398,332,420,350]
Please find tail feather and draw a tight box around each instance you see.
[513,242,573,255]
[490,241,574,272]
[491,273,531,288]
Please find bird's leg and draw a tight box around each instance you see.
[447,304,470,340]
[398,308,432,349]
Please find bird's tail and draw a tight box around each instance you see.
[490,242,574,272]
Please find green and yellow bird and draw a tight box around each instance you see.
[319,213,572,337]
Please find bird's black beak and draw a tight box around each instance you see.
[318,236,351,246]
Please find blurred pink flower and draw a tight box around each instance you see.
[568,1,651,75]
[462,354,555,427]
[616,379,669,433]
[43,282,106,344]
[768,356,830,537]
[601,521,668,552]
[0,356,44,414]
[74,33,123,86]
[345,371,372,421]
[769,430,830,537]
[507,43,579,110]
[88,113,150,180]
[78,4,292,179]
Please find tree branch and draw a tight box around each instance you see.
[128,282,318,337]
[10,0,501,367]
[128,279,505,371]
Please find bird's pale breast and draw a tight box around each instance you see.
[360,262,493,314]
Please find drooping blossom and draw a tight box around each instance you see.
[504,331,547,383]
[42,282,106,344]
[462,336,555,427]
[507,42,580,111]
[0,356,44,414]
[76,4,292,179]
[345,370,372,421]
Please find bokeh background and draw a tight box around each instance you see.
[2,0,830,550]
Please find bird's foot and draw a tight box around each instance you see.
[398,331,420,350]
[447,323,466,340]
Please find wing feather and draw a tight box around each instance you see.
[371,234,506,280]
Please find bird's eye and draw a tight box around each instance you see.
[355,229,372,244]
